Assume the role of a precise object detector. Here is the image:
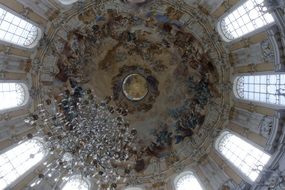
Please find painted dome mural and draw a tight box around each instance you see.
[0,0,284,190]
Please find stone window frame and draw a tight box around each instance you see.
[0,4,42,49]
[0,80,30,114]
[233,73,285,108]
[173,170,204,190]
[215,130,271,183]
[57,0,79,5]
[0,138,47,189]
[60,175,91,190]
[216,0,275,42]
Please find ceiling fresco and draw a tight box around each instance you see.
[33,0,231,185]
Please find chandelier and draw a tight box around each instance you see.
[25,86,137,188]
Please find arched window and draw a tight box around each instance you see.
[215,131,271,181]
[234,74,285,106]
[58,0,79,5]
[125,187,143,190]
[174,171,203,190]
[0,82,29,111]
[0,5,41,48]
[61,175,90,190]
[218,0,274,41]
[0,139,45,189]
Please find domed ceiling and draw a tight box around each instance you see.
[32,0,231,186]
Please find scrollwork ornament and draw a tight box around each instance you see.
[127,176,143,186]
[173,164,184,174]
[220,179,238,190]
[52,16,66,29]
[223,0,231,11]
[192,147,207,162]
[259,115,273,138]
[261,39,274,61]
[29,87,41,100]
[176,0,189,8]
[219,82,233,93]
[259,168,285,190]
[0,113,10,121]
[32,58,41,73]
[10,134,22,144]
[151,173,165,184]
[211,128,223,140]
[19,6,30,18]
[221,105,231,120]
[38,33,53,49]
[3,46,11,55]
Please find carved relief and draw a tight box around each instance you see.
[259,115,273,138]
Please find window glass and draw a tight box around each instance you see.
[216,131,270,181]
[0,6,40,47]
[125,188,143,190]
[0,82,28,111]
[58,0,79,5]
[0,139,45,189]
[175,172,203,190]
[219,0,274,41]
[235,74,285,106]
[62,175,89,190]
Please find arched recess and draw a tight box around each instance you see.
[0,4,42,48]
[61,175,90,190]
[215,131,271,182]
[217,0,275,42]
[0,81,29,112]
[233,73,285,107]
[0,138,46,189]
[58,0,79,5]
[174,171,204,190]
